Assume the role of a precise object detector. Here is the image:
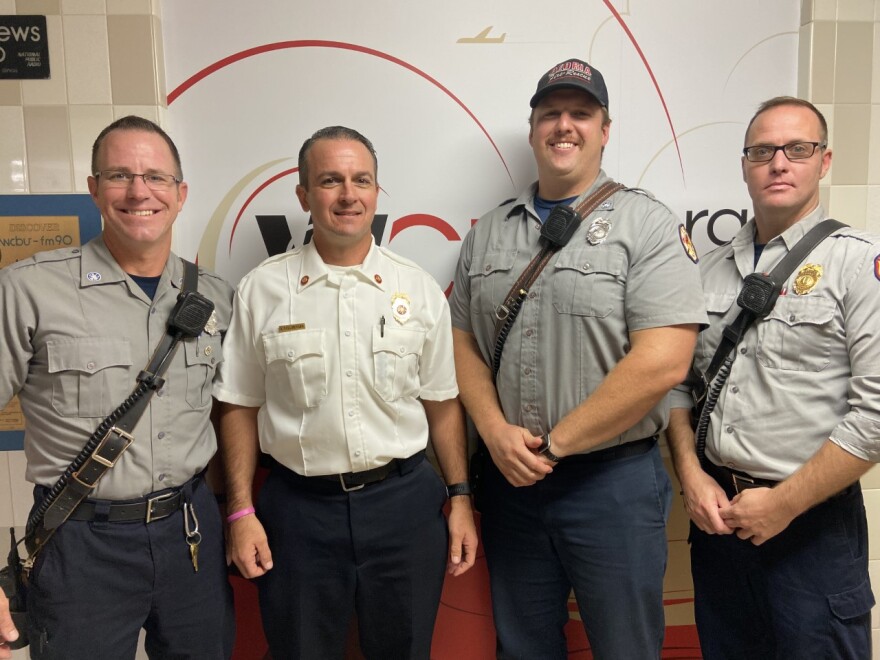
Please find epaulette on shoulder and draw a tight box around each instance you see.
[496,197,517,208]
[622,187,656,200]
[8,247,81,270]
[377,245,423,272]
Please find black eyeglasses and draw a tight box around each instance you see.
[742,142,826,163]
[94,170,181,190]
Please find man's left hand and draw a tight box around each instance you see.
[446,499,478,577]
[719,488,795,546]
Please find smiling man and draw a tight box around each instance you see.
[0,116,234,659]
[667,97,880,659]
[217,126,477,659]
[449,58,707,658]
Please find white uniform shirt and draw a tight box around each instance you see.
[216,239,458,476]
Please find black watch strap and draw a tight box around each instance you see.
[446,482,473,498]
[538,433,562,463]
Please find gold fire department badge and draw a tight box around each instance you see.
[793,263,823,295]
[391,293,412,324]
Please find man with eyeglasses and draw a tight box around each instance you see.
[0,116,234,658]
[667,96,879,658]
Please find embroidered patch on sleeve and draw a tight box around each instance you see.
[874,254,880,281]
[679,225,699,263]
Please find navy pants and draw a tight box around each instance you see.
[27,477,234,659]
[480,443,671,660]
[690,480,874,660]
[256,458,448,660]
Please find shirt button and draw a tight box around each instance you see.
[484,264,492,272]
[524,367,531,375]
[354,450,361,457]
[287,350,295,357]
[150,308,157,315]
[346,370,353,377]
[789,314,796,322]
[525,329,533,337]
[730,386,739,394]
[158,473,166,481]
[726,462,736,469]
[348,410,355,417]
[582,263,590,271]
[86,361,96,371]
[524,404,533,412]
[399,347,406,354]
[725,426,733,434]
[739,347,747,354]
[158,432,166,439]
[345,330,352,337]
[528,292,537,299]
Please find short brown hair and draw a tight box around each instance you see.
[91,115,183,179]
[298,126,378,187]
[745,96,828,145]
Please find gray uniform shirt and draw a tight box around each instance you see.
[0,236,233,499]
[450,170,708,451]
[670,206,880,480]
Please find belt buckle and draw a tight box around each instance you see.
[338,474,364,492]
[731,473,755,494]
[146,491,178,523]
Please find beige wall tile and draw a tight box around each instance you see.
[63,14,111,104]
[868,488,880,560]
[875,23,880,105]
[0,80,22,105]
[816,103,835,144]
[863,464,880,489]
[69,104,112,192]
[106,0,151,14]
[838,0,874,20]
[820,184,832,210]
[21,14,67,105]
[23,104,72,192]
[0,0,15,13]
[61,0,105,13]
[112,104,157,122]
[153,15,165,104]
[876,0,880,20]
[831,104,870,184]
[813,0,838,19]
[810,21,838,103]
[0,106,27,192]
[151,0,161,18]
[829,184,868,226]
[873,633,880,660]
[107,14,158,105]
[0,453,13,528]
[664,539,694,595]
[20,0,61,14]
[6,451,32,527]
[867,185,880,232]
[834,22,873,103]
[798,23,813,97]
[870,104,880,184]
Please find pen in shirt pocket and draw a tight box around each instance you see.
[380,315,385,337]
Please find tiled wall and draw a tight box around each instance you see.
[2,1,880,658]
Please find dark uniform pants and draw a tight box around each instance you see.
[690,481,874,660]
[27,477,234,659]
[256,458,448,660]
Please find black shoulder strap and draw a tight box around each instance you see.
[182,258,199,293]
[703,218,846,386]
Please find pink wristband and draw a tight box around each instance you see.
[226,506,256,523]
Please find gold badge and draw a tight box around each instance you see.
[391,293,411,324]
[793,263,823,295]
[203,310,219,336]
[587,217,611,245]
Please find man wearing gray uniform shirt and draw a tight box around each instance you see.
[668,97,879,659]
[0,116,233,659]
[449,58,707,658]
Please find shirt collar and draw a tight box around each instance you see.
[80,235,178,291]
[506,169,614,221]
[295,238,387,293]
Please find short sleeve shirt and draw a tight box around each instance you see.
[215,239,458,476]
[0,236,234,498]
[449,171,708,450]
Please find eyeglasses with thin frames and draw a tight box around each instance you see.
[742,142,826,163]
[94,170,181,190]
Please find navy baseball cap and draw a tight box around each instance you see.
[529,58,609,109]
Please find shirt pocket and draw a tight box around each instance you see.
[372,326,425,402]
[47,337,132,418]
[183,334,223,409]
[263,330,327,409]
[756,295,836,371]
[697,291,738,363]
[468,249,518,317]
[552,247,625,318]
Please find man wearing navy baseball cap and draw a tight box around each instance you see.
[450,58,706,658]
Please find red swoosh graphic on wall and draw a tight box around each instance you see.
[167,40,513,185]
[602,0,685,181]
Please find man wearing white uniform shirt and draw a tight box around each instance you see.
[217,126,477,659]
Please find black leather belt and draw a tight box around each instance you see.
[565,436,657,465]
[279,450,426,493]
[702,460,778,494]
[39,475,200,523]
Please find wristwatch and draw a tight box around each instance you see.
[538,432,562,463]
[446,482,473,498]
